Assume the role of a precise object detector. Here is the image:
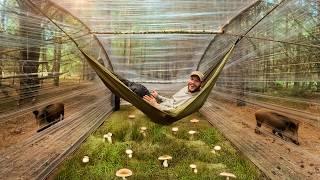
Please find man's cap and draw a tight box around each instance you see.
[190,71,204,81]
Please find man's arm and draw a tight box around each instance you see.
[143,95,175,111]
[143,95,160,108]
[151,90,170,102]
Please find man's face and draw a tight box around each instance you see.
[188,75,201,93]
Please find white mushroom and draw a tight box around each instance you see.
[128,115,135,119]
[140,127,147,137]
[116,168,133,180]
[190,164,198,174]
[125,149,133,158]
[211,145,221,154]
[171,127,179,134]
[103,134,108,142]
[188,130,197,140]
[190,119,199,124]
[82,156,89,163]
[219,172,236,180]
[158,155,172,167]
[214,145,221,151]
[103,132,113,143]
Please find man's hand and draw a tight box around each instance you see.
[151,90,158,98]
[143,95,159,108]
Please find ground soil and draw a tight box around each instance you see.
[206,96,320,179]
[0,80,99,150]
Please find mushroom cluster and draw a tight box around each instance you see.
[140,126,147,137]
[190,164,198,174]
[103,132,113,143]
[125,149,133,158]
[211,145,221,154]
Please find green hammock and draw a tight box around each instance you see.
[81,44,236,124]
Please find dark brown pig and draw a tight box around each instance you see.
[33,103,64,126]
[255,109,300,145]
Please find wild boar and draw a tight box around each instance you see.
[33,103,64,126]
[255,109,300,145]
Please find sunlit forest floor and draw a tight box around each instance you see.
[51,105,266,180]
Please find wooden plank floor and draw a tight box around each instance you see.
[200,96,320,180]
[0,89,113,180]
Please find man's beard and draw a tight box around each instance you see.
[188,86,201,93]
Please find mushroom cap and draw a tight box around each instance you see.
[158,155,172,160]
[190,119,199,123]
[82,156,89,163]
[188,130,197,135]
[116,168,133,178]
[140,127,147,131]
[172,127,179,131]
[107,132,113,137]
[125,149,133,154]
[189,164,197,169]
[103,134,109,138]
[219,172,236,178]
[128,115,136,119]
[214,145,221,151]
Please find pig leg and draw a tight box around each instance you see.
[273,128,284,138]
[291,138,299,145]
[254,121,262,134]
[61,109,64,120]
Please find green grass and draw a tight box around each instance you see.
[54,105,265,180]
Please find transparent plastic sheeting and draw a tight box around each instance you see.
[0,0,97,113]
[216,0,320,115]
[97,34,212,82]
[51,0,257,33]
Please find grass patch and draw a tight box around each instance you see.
[54,105,264,180]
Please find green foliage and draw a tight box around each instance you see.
[54,106,264,180]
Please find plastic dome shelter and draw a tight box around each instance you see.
[1,0,319,116]
[5,0,318,122]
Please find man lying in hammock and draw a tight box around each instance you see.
[143,71,204,111]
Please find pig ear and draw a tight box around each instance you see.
[33,110,39,116]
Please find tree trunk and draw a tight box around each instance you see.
[53,14,62,86]
[17,0,42,105]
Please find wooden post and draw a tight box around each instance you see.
[112,94,120,111]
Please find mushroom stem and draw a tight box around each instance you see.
[194,168,198,174]
[122,177,126,180]
[163,160,168,167]
[190,134,194,140]
[128,154,132,158]
[107,136,112,143]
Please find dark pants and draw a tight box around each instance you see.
[119,78,150,98]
